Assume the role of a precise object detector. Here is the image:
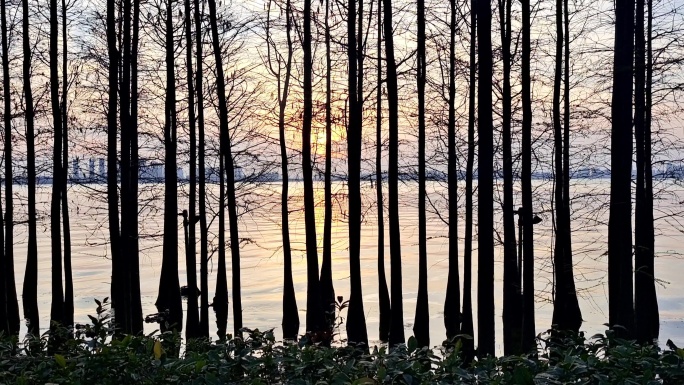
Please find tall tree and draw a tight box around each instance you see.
[156,0,183,332]
[634,0,658,343]
[499,0,521,355]
[608,0,635,338]
[207,0,243,337]
[319,0,335,332]
[383,0,405,347]
[551,0,582,334]
[375,0,391,343]
[61,0,74,331]
[0,0,19,337]
[184,0,201,339]
[21,0,40,337]
[443,0,460,344]
[49,0,64,329]
[477,0,495,357]
[265,0,299,340]
[461,0,476,361]
[194,0,210,339]
[347,0,369,347]
[302,0,324,334]
[413,0,429,348]
[106,0,122,336]
[520,0,536,353]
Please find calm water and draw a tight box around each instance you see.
[9,180,684,352]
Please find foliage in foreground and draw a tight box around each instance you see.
[0,302,683,384]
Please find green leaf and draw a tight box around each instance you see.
[54,354,66,368]
[408,336,418,353]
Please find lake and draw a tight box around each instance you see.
[8,179,684,352]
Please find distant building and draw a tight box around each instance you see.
[89,158,96,180]
[99,158,106,178]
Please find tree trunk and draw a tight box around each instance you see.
[476,0,495,357]
[634,0,658,343]
[156,0,183,333]
[207,0,242,338]
[608,0,635,338]
[194,0,210,339]
[499,0,521,356]
[346,0,369,348]
[319,0,335,333]
[184,0,200,340]
[521,0,537,353]
[302,0,324,335]
[383,0,405,347]
[106,0,122,337]
[461,0,476,362]
[0,0,19,337]
[376,0,391,344]
[21,0,40,337]
[61,0,74,332]
[444,0,461,344]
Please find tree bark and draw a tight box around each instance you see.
[21,0,40,337]
[383,0,405,347]
[477,0,495,357]
[608,0,635,338]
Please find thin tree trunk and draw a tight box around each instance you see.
[215,153,228,339]
[383,0,405,347]
[302,0,324,335]
[444,0,461,344]
[129,0,143,334]
[106,0,122,336]
[21,0,40,337]
[500,0,521,356]
[635,0,658,343]
[49,0,65,345]
[521,0,536,353]
[476,0,495,357]
[207,0,242,338]
[194,0,210,339]
[156,0,183,333]
[376,0,391,344]
[346,0,369,348]
[413,0,429,349]
[461,0,476,362]
[184,0,201,340]
[61,0,74,332]
[0,0,19,337]
[608,0,635,339]
[320,0,335,333]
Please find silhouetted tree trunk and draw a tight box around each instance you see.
[499,0,521,355]
[264,0,300,340]
[460,0,476,361]
[106,0,122,335]
[413,0,429,349]
[61,0,74,331]
[383,0,404,347]
[347,0,369,348]
[156,0,183,332]
[551,0,582,334]
[0,0,19,337]
[320,0,335,332]
[21,0,39,337]
[634,0,658,343]
[376,0,390,343]
[49,0,65,345]
[477,0,495,357]
[443,0,461,344]
[215,153,228,338]
[302,0,324,334]
[129,0,143,334]
[195,0,210,339]
[521,0,536,353]
[184,0,201,340]
[608,0,635,338]
[207,0,242,337]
